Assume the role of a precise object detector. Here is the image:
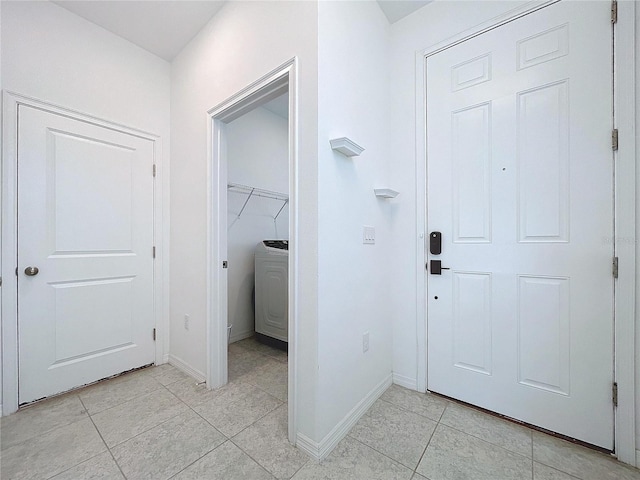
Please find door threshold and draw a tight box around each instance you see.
[17,363,155,410]
[428,390,614,456]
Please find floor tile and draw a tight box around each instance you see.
[171,441,275,480]
[232,404,308,479]
[91,387,189,447]
[533,431,640,480]
[411,474,428,480]
[79,369,163,414]
[0,393,87,451]
[291,436,413,480]
[0,418,106,480]
[50,451,124,480]
[380,385,447,422]
[194,381,282,437]
[417,424,532,480]
[349,399,436,469]
[165,377,218,408]
[440,402,532,457]
[228,348,269,382]
[112,410,225,480]
[240,357,288,401]
[534,462,580,480]
[145,364,191,386]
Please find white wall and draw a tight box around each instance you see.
[170,0,320,440]
[389,0,640,457]
[316,0,393,441]
[635,0,640,460]
[226,105,289,342]
[0,0,170,412]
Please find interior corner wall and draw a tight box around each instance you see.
[635,0,640,460]
[390,0,640,453]
[0,0,170,413]
[0,0,3,415]
[169,0,319,441]
[316,0,393,442]
[226,106,289,342]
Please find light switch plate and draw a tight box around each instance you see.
[363,226,375,244]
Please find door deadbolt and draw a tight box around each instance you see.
[24,266,39,276]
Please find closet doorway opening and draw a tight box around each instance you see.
[207,60,298,443]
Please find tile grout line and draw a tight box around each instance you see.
[435,418,533,462]
[413,401,449,476]
[1,393,90,453]
[165,439,232,480]
[93,384,190,451]
[77,395,129,480]
[81,373,166,417]
[531,429,534,480]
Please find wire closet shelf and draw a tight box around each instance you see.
[227,182,289,221]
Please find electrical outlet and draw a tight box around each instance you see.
[184,314,190,331]
[363,226,375,244]
[363,331,370,353]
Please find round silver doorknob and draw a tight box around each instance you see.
[24,266,39,276]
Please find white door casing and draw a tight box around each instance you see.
[426,1,613,449]
[17,105,156,404]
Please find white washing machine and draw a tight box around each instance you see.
[254,240,288,343]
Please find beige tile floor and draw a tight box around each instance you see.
[1,336,639,480]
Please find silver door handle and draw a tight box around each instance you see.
[24,266,39,276]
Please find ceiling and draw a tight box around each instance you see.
[262,94,289,120]
[53,1,226,61]
[53,1,431,62]
[377,0,432,23]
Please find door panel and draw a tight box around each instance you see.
[426,1,613,448]
[18,106,155,403]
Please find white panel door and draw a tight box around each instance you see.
[18,106,155,404]
[426,1,614,448]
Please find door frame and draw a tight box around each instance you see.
[1,91,169,416]
[414,1,636,465]
[206,58,298,443]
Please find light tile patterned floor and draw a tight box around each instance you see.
[1,336,639,480]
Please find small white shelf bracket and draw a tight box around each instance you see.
[330,137,365,157]
[374,188,400,199]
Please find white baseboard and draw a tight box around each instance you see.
[392,373,418,391]
[162,353,170,364]
[229,329,254,344]
[168,354,206,383]
[296,373,392,461]
[636,449,640,468]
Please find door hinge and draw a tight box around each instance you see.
[612,129,619,151]
[153,246,156,259]
[613,382,618,407]
[611,0,617,24]
[153,164,157,177]
[153,328,156,341]
[15,267,18,277]
[612,257,619,279]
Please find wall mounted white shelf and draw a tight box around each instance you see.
[374,188,400,199]
[330,137,364,157]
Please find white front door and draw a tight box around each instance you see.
[426,1,614,449]
[18,106,156,404]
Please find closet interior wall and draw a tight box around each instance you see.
[226,101,289,343]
